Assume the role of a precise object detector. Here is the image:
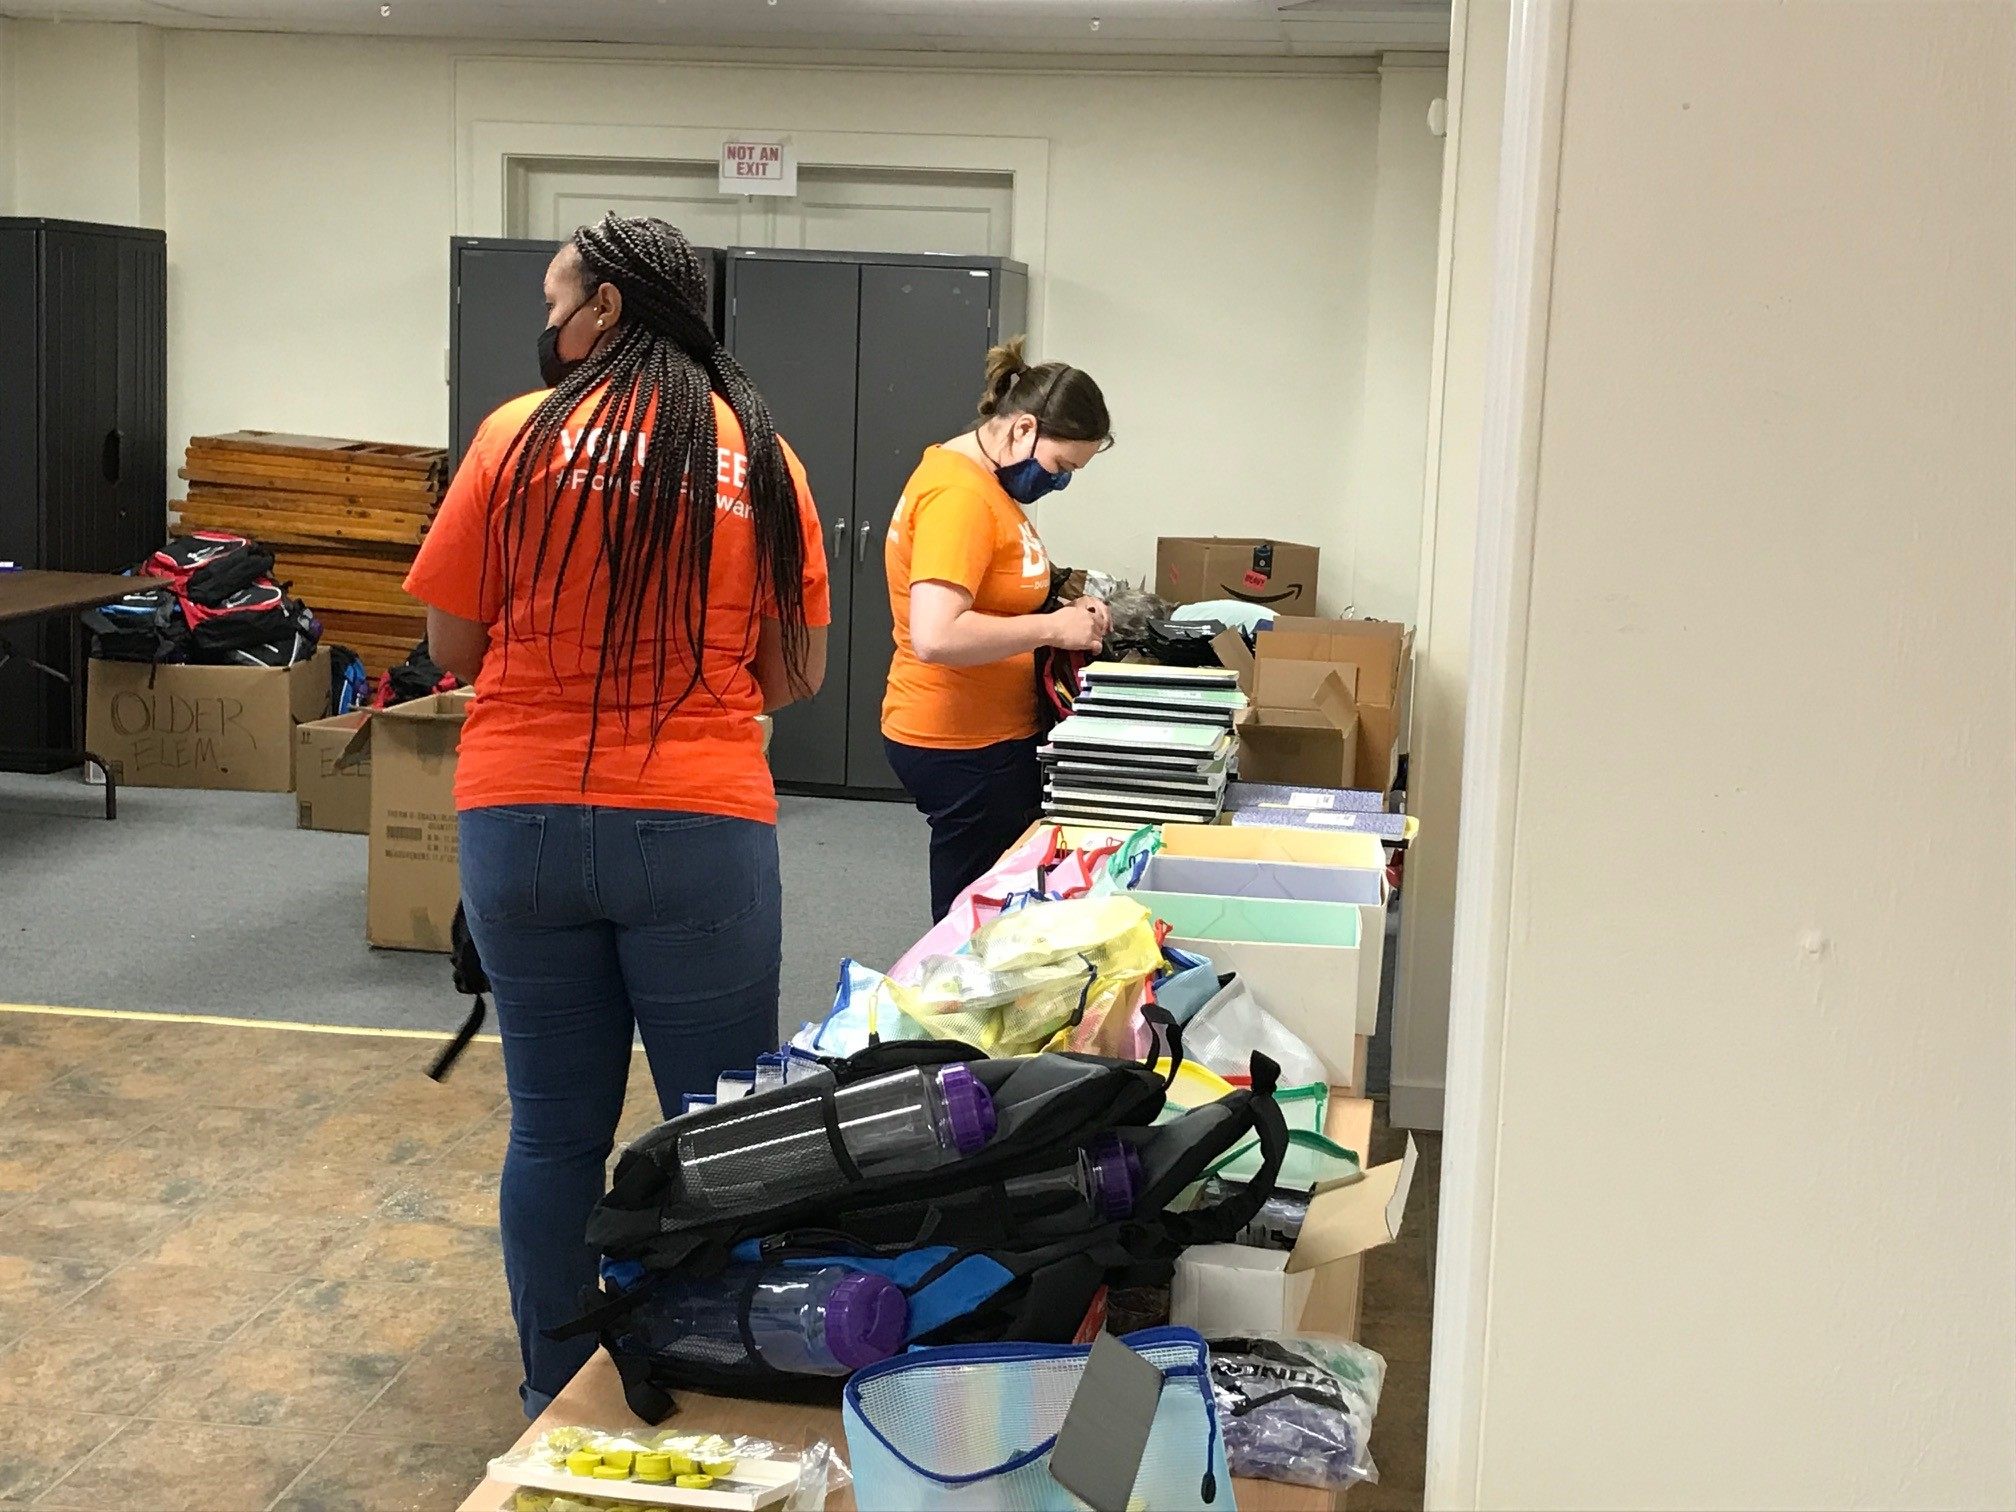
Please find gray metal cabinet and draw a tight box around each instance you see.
[0,218,166,763]
[726,249,1028,796]
[448,237,724,470]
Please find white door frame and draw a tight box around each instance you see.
[1423,0,1570,1504]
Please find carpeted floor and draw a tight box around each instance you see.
[0,773,929,1038]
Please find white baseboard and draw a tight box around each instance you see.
[1388,1078,1446,1131]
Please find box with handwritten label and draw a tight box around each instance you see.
[85,651,329,792]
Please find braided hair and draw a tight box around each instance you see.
[486,214,809,777]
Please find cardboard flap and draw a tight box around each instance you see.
[1255,656,1359,716]
[374,690,473,725]
[1304,671,1360,733]
[332,713,374,773]
[1262,619,1408,706]
[1211,628,1256,696]
[1285,1135,1417,1273]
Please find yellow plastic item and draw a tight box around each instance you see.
[564,1450,601,1477]
[1154,1058,1237,1108]
[701,1459,738,1477]
[665,1452,697,1476]
[634,1452,672,1482]
[599,1449,634,1474]
[675,1474,716,1490]
[590,1464,632,1480]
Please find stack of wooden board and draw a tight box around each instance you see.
[173,431,445,674]
[1040,663,1244,826]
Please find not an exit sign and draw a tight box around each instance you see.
[718,139,797,197]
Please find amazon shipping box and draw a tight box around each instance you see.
[1155,537,1320,614]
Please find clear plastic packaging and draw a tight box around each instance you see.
[1197,1176,1310,1250]
[1206,1333,1386,1490]
[495,1427,792,1509]
[1183,976,1328,1087]
[783,1438,852,1512]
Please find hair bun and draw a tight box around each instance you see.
[978,335,1031,418]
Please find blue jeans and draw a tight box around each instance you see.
[458,805,782,1415]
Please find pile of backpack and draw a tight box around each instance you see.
[562,1028,1289,1425]
[84,531,323,670]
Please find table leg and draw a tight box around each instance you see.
[70,612,115,821]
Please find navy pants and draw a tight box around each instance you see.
[884,735,1043,922]
[458,805,781,1415]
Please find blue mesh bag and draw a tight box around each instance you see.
[842,1326,1234,1511]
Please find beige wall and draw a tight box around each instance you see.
[1446,0,2015,1503]
[7,21,164,227]
[0,20,13,214]
[4,24,1444,610]
[1347,56,1447,623]
[1389,0,1506,1131]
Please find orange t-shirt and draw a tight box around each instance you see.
[880,446,1052,750]
[404,388,830,823]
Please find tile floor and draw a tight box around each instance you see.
[0,1007,1438,1510]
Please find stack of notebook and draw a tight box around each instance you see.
[1040,663,1245,826]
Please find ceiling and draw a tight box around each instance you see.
[0,0,1452,57]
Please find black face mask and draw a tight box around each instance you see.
[537,300,589,389]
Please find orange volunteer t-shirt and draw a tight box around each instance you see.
[404,388,830,824]
[880,446,1051,750]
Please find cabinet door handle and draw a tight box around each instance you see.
[101,428,123,485]
[829,516,847,561]
[857,521,874,564]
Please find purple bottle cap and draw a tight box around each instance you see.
[1088,1133,1143,1220]
[824,1271,908,1370]
[935,1063,997,1155]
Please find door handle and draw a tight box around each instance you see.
[857,521,874,565]
[829,516,847,561]
[101,428,123,485]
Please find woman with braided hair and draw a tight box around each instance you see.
[405,213,829,1411]
[881,337,1113,921]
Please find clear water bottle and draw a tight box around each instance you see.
[839,1132,1143,1246]
[628,1263,907,1376]
[1002,1134,1144,1223]
[673,1063,997,1215]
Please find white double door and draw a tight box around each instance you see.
[511,157,1012,258]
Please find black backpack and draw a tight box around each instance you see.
[184,581,318,658]
[82,584,189,664]
[558,1029,1288,1423]
[144,532,276,606]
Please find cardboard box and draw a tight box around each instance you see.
[1155,537,1321,612]
[85,651,330,792]
[295,710,372,834]
[366,691,470,953]
[1172,1134,1416,1337]
[1214,630,1363,790]
[1253,618,1414,793]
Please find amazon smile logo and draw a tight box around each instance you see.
[1218,581,1308,606]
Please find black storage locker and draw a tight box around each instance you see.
[725,249,1028,796]
[0,218,166,764]
[448,236,724,471]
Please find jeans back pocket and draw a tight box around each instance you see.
[634,813,774,939]
[458,807,548,924]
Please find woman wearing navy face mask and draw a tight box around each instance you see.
[881,338,1114,921]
